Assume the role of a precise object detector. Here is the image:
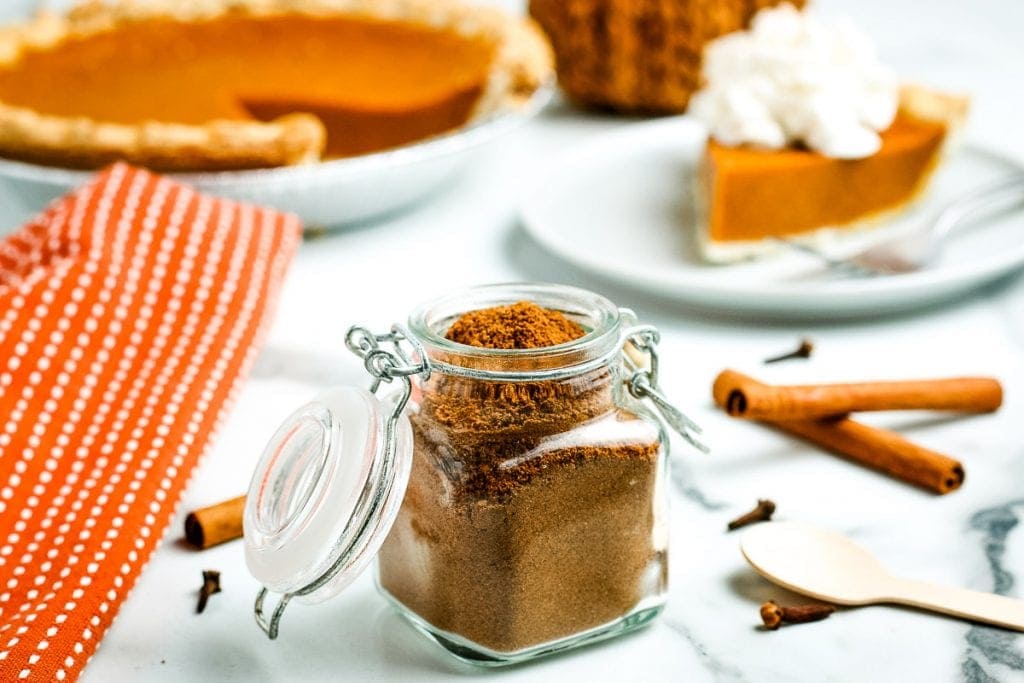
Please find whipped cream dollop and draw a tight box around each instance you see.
[689,3,899,159]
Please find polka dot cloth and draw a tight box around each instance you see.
[0,164,301,681]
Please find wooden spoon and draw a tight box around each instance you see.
[740,521,1024,631]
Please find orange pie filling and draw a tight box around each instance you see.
[0,15,497,164]
[702,111,947,243]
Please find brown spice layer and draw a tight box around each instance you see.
[420,371,611,441]
[378,412,663,652]
[416,378,649,500]
[445,301,586,349]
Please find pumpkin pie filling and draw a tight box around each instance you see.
[0,15,496,165]
[702,110,948,244]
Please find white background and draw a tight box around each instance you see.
[2,0,1022,681]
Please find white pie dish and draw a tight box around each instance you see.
[0,85,551,232]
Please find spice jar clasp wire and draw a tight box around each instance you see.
[620,320,709,454]
[249,318,706,640]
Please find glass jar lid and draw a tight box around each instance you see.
[243,385,412,635]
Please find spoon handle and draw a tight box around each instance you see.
[888,578,1024,632]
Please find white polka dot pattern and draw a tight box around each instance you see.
[0,164,301,681]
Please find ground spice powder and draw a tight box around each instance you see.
[378,302,666,654]
[444,301,586,349]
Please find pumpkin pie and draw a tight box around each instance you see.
[696,85,969,262]
[0,0,552,171]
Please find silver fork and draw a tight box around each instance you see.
[780,173,1024,276]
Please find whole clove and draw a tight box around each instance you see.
[760,601,835,630]
[764,339,814,364]
[196,570,222,614]
[727,499,776,531]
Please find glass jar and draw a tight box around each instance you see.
[243,283,704,666]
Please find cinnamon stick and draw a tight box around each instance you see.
[184,495,246,549]
[772,417,964,494]
[713,370,1002,420]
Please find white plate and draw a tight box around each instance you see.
[520,116,1024,319]
[0,86,551,232]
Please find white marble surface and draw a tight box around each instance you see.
[2,0,1021,680]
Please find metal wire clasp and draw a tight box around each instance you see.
[345,324,431,393]
[253,324,431,640]
[622,321,709,454]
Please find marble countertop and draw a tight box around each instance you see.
[4,0,1017,680]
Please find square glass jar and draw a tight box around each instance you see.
[376,283,671,665]
[244,283,696,665]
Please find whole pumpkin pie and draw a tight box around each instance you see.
[697,86,968,262]
[0,0,552,171]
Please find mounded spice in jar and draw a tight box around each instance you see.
[377,299,667,654]
[445,300,586,349]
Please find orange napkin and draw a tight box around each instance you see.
[0,164,301,681]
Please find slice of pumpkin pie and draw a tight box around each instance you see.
[688,4,968,262]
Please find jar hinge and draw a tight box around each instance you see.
[622,324,709,454]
